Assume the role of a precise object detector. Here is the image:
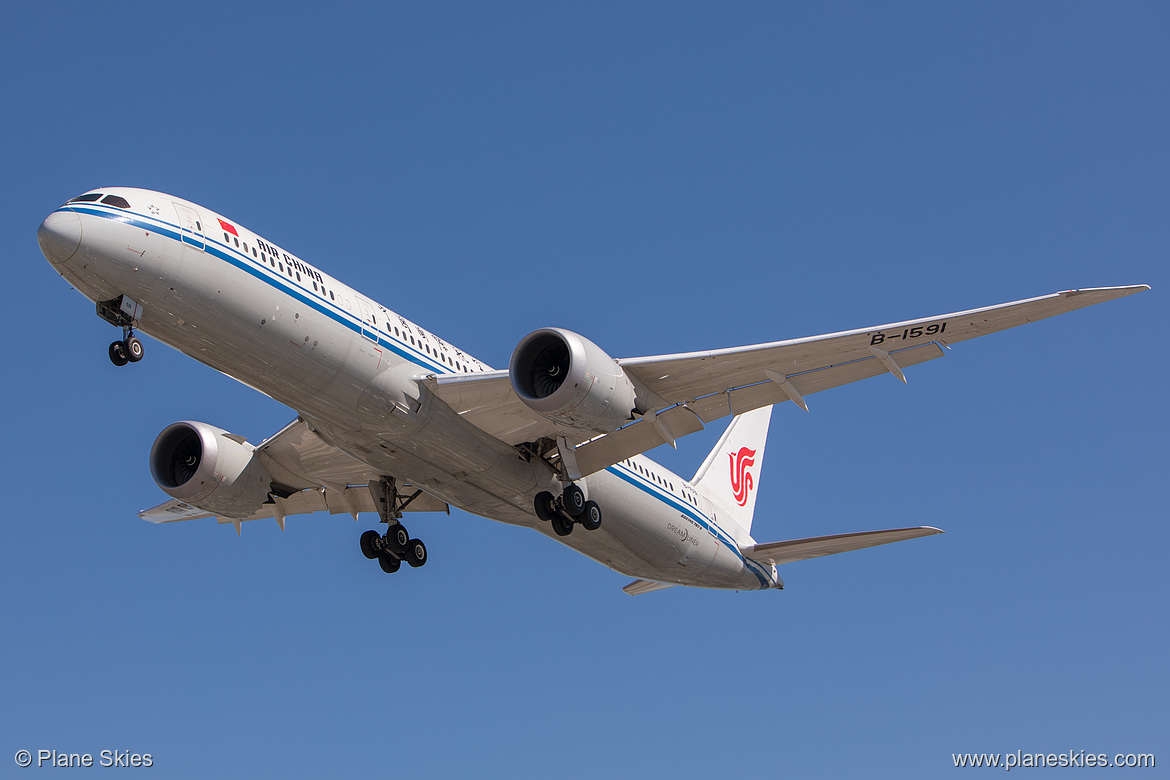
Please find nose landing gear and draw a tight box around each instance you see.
[97,295,145,366]
[109,333,144,366]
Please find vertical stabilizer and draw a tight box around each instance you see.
[691,406,773,542]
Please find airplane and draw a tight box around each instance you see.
[36,187,1149,594]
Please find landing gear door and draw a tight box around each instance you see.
[173,203,205,250]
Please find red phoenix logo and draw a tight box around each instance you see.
[729,447,757,507]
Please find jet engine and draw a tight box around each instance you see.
[509,328,638,433]
[149,421,275,519]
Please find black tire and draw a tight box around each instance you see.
[109,341,128,366]
[378,551,401,573]
[125,335,144,362]
[360,530,381,560]
[562,484,586,517]
[550,512,574,537]
[405,539,427,568]
[579,500,602,531]
[391,524,409,551]
[533,491,557,522]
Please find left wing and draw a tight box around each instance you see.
[138,419,448,531]
[427,286,1148,476]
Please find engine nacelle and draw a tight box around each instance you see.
[509,328,638,434]
[149,421,274,519]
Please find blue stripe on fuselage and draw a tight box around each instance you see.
[606,463,771,588]
[64,204,455,375]
[67,204,772,588]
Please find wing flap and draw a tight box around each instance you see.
[254,418,377,490]
[745,526,944,566]
[694,340,946,422]
[424,371,582,445]
[574,341,945,476]
[139,499,213,524]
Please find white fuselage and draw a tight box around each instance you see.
[39,188,778,590]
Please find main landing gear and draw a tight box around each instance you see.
[534,484,603,537]
[360,525,427,573]
[359,477,429,575]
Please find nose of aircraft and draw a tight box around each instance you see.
[38,209,83,265]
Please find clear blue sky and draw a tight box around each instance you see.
[2,3,1164,777]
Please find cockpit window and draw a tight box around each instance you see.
[100,195,131,209]
[68,193,103,203]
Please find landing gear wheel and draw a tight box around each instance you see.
[405,539,427,568]
[534,491,558,522]
[124,335,144,362]
[562,484,586,516]
[360,530,381,560]
[378,551,401,573]
[579,500,603,531]
[550,512,574,537]
[109,341,128,366]
[390,524,410,551]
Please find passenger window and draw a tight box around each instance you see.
[329,291,335,300]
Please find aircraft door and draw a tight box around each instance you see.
[356,299,377,342]
[173,203,205,250]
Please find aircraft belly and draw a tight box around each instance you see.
[58,201,768,589]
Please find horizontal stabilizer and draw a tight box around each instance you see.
[623,579,679,596]
[744,526,943,565]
